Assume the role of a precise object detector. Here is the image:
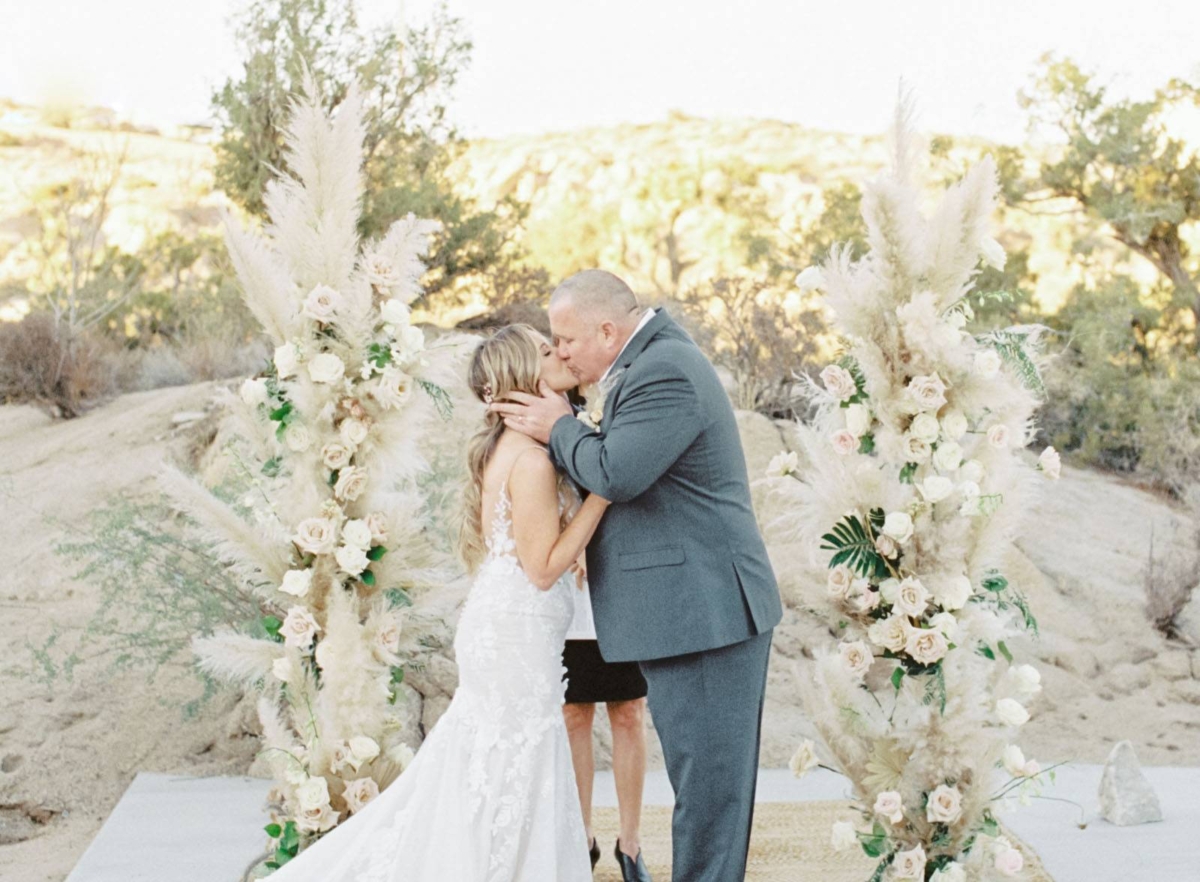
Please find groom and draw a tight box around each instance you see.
[492,269,782,882]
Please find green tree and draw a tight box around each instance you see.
[211,0,544,310]
[1016,55,1200,348]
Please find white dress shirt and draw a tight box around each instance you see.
[566,307,655,642]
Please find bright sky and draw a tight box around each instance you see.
[3,0,1199,143]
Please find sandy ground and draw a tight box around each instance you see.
[1,384,1197,881]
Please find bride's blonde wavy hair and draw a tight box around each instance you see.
[458,324,576,572]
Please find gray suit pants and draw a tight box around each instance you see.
[639,629,773,882]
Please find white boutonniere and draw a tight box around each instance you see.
[576,369,624,431]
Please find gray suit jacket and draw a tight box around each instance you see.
[549,308,782,663]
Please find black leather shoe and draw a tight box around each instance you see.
[589,837,600,871]
[614,839,652,882]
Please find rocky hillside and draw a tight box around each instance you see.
[1,381,1198,880]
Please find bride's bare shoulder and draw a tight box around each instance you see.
[485,435,552,490]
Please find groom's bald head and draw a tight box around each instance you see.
[548,269,643,385]
[549,269,640,325]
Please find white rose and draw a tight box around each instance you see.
[934,573,972,611]
[830,821,858,852]
[363,254,397,292]
[1038,446,1062,480]
[875,533,898,559]
[940,411,968,441]
[281,606,321,650]
[1008,664,1042,695]
[390,325,426,364]
[853,584,882,614]
[839,640,873,681]
[377,618,402,655]
[880,577,901,605]
[334,465,368,502]
[240,377,269,407]
[294,517,338,556]
[322,442,353,471]
[929,612,959,640]
[302,284,342,322]
[994,844,1024,877]
[795,266,825,292]
[820,364,858,401]
[387,742,415,770]
[867,615,911,653]
[996,698,1030,727]
[902,434,933,463]
[873,790,904,824]
[342,777,379,814]
[958,482,984,517]
[975,349,1002,378]
[883,511,914,543]
[279,569,313,597]
[980,236,1007,270]
[373,367,414,410]
[1003,744,1030,777]
[845,403,872,438]
[285,423,312,452]
[296,803,337,834]
[830,429,859,456]
[918,475,955,503]
[826,565,855,599]
[987,423,1011,449]
[959,459,985,484]
[894,577,930,618]
[910,413,940,443]
[932,441,964,472]
[365,511,390,544]
[272,655,292,682]
[335,543,371,576]
[349,735,381,765]
[379,298,411,327]
[891,845,927,881]
[274,343,300,379]
[906,628,949,665]
[308,352,346,385]
[931,861,966,882]
[767,450,799,478]
[342,519,373,549]
[925,784,963,824]
[789,739,819,778]
[340,417,370,448]
[905,373,948,413]
[295,776,330,812]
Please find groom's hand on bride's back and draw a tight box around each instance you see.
[489,380,572,443]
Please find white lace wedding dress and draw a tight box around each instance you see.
[265,480,592,881]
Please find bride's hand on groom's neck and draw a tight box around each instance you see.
[490,380,573,443]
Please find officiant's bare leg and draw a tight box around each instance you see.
[564,702,597,842]
[607,698,646,857]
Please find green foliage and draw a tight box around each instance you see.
[264,820,300,868]
[29,495,263,691]
[211,0,538,311]
[976,328,1047,396]
[820,509,888,579]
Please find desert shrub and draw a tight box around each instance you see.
[0,312,118,415]
[675,276,828,419]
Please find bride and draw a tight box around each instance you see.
[265,324,604,881]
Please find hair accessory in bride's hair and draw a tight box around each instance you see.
[482,383,494,405]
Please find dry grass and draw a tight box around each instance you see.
[0,312,119,416]
[1143,487,1200,640]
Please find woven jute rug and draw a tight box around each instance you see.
[590,801,1054,882]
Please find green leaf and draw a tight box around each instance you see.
[976,328,1046,396]
[891,667,905,691]
[280,821,299,851]
[262,615,283,637]
[367,342,392,368]
[328,469,339,487]
[899,462,918,484]
[367,545,387,561]
[858,433,876,455]
[264,822,282,838]
[982,573,1009,593]
[268,402,293,423]
[997,640,1013,662]
[418,379,455,421]
[261,456,282,478]
[977,644,996,660]
[820,513,886,579]
[360,569,376,586]
[386,587,413,608]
